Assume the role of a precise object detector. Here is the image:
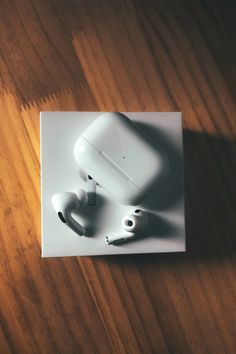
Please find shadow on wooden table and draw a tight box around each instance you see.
[182,129,235,261]
[104,129,236,265]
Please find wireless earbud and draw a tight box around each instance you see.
[51,189,88,236]
[106,209,148,245]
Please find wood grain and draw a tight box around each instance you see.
[0,0,236,353]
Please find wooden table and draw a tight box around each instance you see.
[0,1,235,353]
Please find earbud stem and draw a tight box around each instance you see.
[87,176,97,206]
[106,233,135,245]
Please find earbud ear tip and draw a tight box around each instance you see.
[133,209,148,223]
[122,209,148,232]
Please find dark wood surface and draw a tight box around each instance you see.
[0,0,236,353]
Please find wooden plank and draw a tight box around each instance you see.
[0,0,235,352]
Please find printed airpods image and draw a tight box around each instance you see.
[106,209,148,245]
[51,189,88,236]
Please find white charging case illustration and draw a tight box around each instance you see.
[74,112,164,205]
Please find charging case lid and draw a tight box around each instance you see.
[74,112,163,205]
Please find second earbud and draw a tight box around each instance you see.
[106,209,148,245]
